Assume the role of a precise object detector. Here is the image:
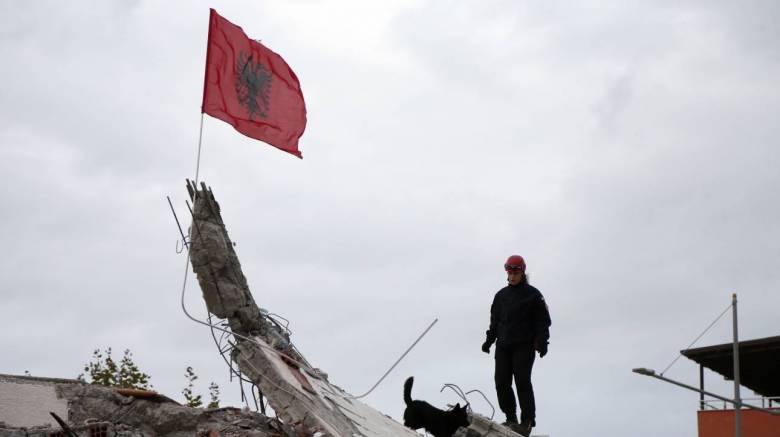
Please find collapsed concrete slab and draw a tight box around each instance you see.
[185,181,527,437]
[0,374,285,437]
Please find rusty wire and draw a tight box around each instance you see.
[206,312,262,411]
[464,389,495,420]
[441,383,496,421]
[440,383,469,406]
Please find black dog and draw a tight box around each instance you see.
[403,377,470,437]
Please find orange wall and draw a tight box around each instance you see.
[698,409,780,437]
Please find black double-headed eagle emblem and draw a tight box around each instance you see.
[235,52,272,120]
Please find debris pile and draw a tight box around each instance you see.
[0,182,528,437]
[0,374,287,437]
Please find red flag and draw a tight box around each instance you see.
[202,9,307,158]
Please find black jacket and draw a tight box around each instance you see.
[486,282,551,349]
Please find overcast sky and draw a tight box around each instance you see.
[1,1,779,436]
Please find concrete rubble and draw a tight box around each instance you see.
[0,374,288,437]
[0,373,526,437]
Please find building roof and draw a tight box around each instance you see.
[681,335,780,397]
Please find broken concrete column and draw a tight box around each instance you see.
[187,182,300,357]
[188,183,265,336]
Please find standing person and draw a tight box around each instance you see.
[481,255,551,437]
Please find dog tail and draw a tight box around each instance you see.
[403,377,414,405]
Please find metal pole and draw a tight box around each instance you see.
[194,113,205,186]
[732,293,741,437]
[352,318,438,399]
[699,364,705,410]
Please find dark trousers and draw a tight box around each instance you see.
[494,343,536,424]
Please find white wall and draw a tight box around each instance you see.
[0,376,69,428]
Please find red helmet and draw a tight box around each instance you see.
[504,255,526,272]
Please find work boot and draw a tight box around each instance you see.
[515,421,532,437]
[501,414,518,427]
[504,422,526,436]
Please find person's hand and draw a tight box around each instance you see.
[535,340,548,358]
[481,341,492,354]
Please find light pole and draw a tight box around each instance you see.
[732,293,741,437]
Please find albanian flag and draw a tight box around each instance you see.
[202,9,307,158]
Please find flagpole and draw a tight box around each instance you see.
[194,112,205,186]
[195,9,214,188]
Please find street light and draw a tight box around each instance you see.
[631,367,780,416]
